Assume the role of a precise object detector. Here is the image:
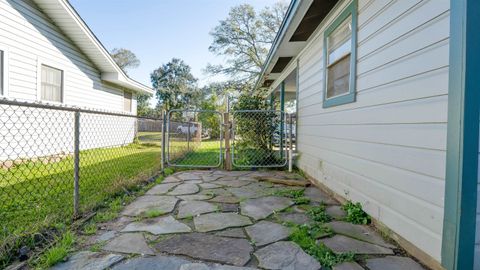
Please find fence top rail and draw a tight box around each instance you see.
[0,98,162,120]
[232,109,287,114]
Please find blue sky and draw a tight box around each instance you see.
[70,0,278,87]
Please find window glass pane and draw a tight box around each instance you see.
[0,50,3,95]
[41,65,62,102]
[327,15,352,64]
[327,54,351,98]
[326,14,353,99]
[124,92,132,112]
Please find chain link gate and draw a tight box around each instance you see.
[164,109,292,169]
[166,110,223,168]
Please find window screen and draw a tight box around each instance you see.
[41,65,63,102]
[124,91,132,112]
[326,15,352,99]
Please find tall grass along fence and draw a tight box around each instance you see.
[0,99,164,266]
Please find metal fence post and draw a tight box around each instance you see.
[224,112,232,171]
[73,110,80,218]
[161,111,166,171]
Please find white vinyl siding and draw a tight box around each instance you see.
[0,0,137,113]
[124,91,132,112]
[40,64,62,102]
[295,0,449,262]
[0,0,139,162]
[0,50,3,96]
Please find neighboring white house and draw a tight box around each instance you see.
[0,0,154,160]
[256,0,480,270]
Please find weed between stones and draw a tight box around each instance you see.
[342,201,371,225]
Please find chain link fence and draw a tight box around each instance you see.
[166,110,222,167]
[232,110,289,168]
[0,100,162,265]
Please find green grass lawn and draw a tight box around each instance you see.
[168,139,222,167]
[0,141,161,265]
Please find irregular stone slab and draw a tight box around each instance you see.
[215,228,246,238]
[184,179,203,184]
[254,241,321,270]
[245,221,290,246]
[326,221,395,248]
[113,255,190,270]
[122,215,191,235]
[177,201,218,218]
[333,262,365,270]
[180,263,258,270]
[95,231,116,242]
[180,263,210,270]
[163,176,182,183]
[168,184,200,195]
[178,194,214,201]
[240,196,294,220]
[51,251,123,270]
[277,212,311,225]
[209,195,241,204]
[214,179,254,188]
[326,205,347,219]
[103,233,154,255]
[176,173,202,180]
[202,187,231,196]
[366,256,425,270]
[212,266,258,270]
[146,183,179,195]
[304,187,337,204]
[194,212,252,232]
[122,196,178,217]
[319,235,393,255]
[200,183,222,189]
[202,175,221,182]
[227,186,269,199]
[156,233,253,266]
[220,203,239,212]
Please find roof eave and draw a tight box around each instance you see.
[33,0,153,94]
[254,0,301,92]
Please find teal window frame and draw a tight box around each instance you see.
[322,0,358,108]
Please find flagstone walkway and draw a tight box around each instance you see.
[52,170,427,270]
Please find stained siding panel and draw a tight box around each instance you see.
[296,0,449,262]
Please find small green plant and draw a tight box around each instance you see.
[89,241,106,252]
[275,189,310,205]
[293,197,311,205]
[36,231,75,268]
[94,211,118,223]
[289,225,353,268]
[274,188,305,198]
[144,209,164,218]
[83,223,97,235]
[307,205,331,223]
[342,201,371,225]
[164,168,175,176]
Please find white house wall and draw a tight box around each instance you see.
[295,0,449,262]
[0,0,138,160]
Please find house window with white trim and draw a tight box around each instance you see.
[124,91,132,112]
[323,1,357,108]
[40,65,63,102]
